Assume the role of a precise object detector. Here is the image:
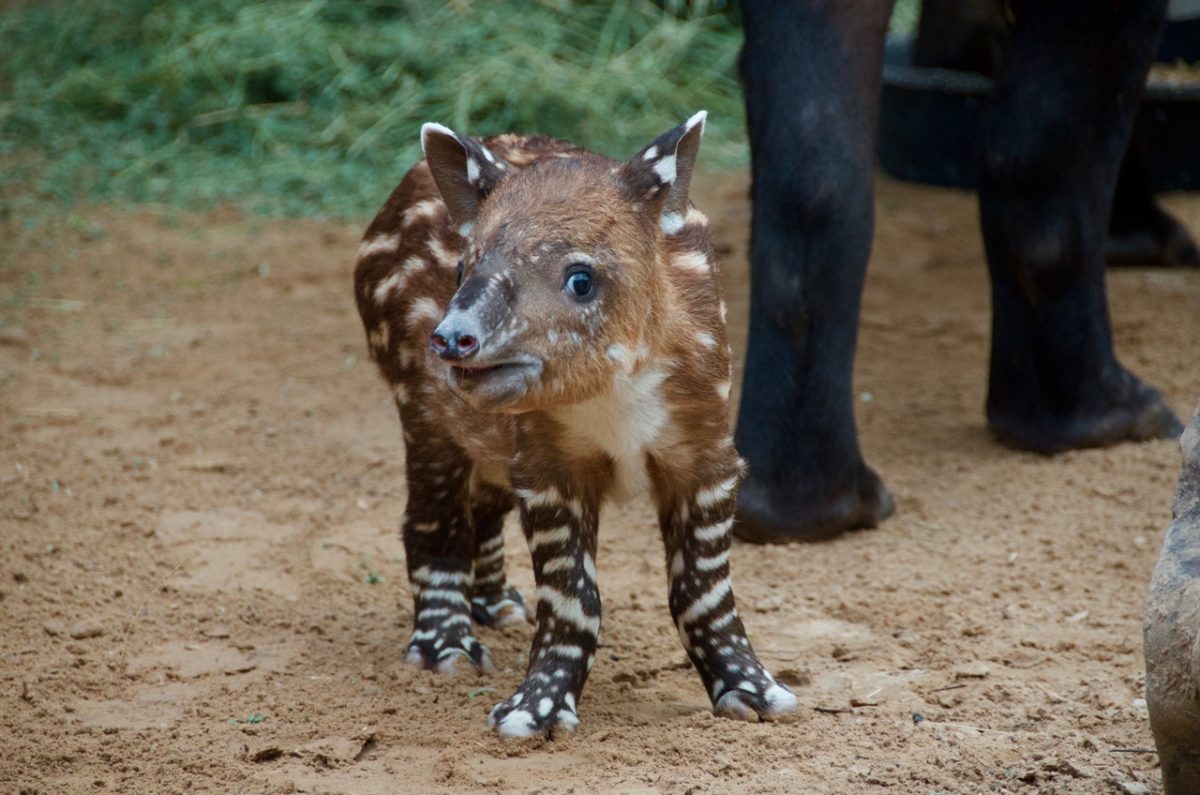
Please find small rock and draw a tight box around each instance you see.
[202,626,231,639]
[1120,783,1149,795]
[952,661,990,679]
[775,668,811,687]
[68,620,104,639]
[43,620,65,637]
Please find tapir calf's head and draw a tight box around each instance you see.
[420,112,707,412]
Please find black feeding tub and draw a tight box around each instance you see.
[878,31,1200,191]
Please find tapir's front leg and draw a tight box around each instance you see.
[659,464,797,719]
[487,485,600,738]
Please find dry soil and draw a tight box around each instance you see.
[2,173,1198,794]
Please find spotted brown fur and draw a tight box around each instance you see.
[354,113,796,737]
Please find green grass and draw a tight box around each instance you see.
[0,0,917,220]
[1,0,745,219]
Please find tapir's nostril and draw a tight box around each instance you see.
[429,328,480,361]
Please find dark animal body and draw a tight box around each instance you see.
[911,0,1200,269]
[354,116,796,737]
[1144,403,1200,795]
[735,0,1188,543]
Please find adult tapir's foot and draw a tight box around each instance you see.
[734,462,894,543]
[987,367,1182,455]
[1107,206,1200,269]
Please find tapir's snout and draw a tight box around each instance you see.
[429,318,480,361]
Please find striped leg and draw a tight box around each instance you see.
[399,407,494,675]
[468,484,529,627]
[487,488,600,738]
[662,471,797,719]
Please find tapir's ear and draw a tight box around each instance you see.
[420,123,508,230]
[621,110,706,231]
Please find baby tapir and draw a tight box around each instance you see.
[353,112,797,737]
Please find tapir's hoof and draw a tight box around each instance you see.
[1107,211,1200,269]
[989,371,1182,455]
[733,463,894,543]
[1144,401,1200,795]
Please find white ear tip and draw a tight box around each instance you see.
[420,122,457,155]
[685,110,708,135]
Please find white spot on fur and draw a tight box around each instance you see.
[695,549,729,572]
[672,250,710,273]
[481,146,496,163]
[685,109,707,134]
[407,296,442,329]
[537,697,554,718]
[536,586,599,635]
[466,157,481,184]
[685,206,709,227]
[402,199,441,228]
[696,476,737,509]
[670,551,685,579]
[660,211,684,235]
[529,524,571,552]
[427,235,456,268]
[548,644,583,659]
[679,577,732,626]
[411,567,471,586]
[695,330,717,349]
[541,556,574,574]
[372,255,427,304]
[710,610,736,630]
[693,517,734,543]
[716,380,731,401]
[357,234,400,259]
[653,154,677,184]
[643,145,658,161]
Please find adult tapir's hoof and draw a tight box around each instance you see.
[733,462,895,543]
[1144,401,1200,795]
[989,367,1183,456]
[1108,208,1200,269]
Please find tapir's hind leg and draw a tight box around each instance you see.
[398,399,495,675]
[978,0,1181,452]
[468,483,529,627]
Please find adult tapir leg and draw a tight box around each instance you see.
[977,0,1183,454]
[735,0,896,542]
[1107,112,1200,269]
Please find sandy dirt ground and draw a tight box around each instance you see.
[2,172,1198,795]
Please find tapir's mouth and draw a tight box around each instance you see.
[445,356,543,410]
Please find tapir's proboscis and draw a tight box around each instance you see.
[353,114,797,738]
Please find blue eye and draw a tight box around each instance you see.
[564,268,594,300]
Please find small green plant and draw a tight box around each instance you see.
[232,712,267,724]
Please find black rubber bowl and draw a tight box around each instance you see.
[878,33,1200,191]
